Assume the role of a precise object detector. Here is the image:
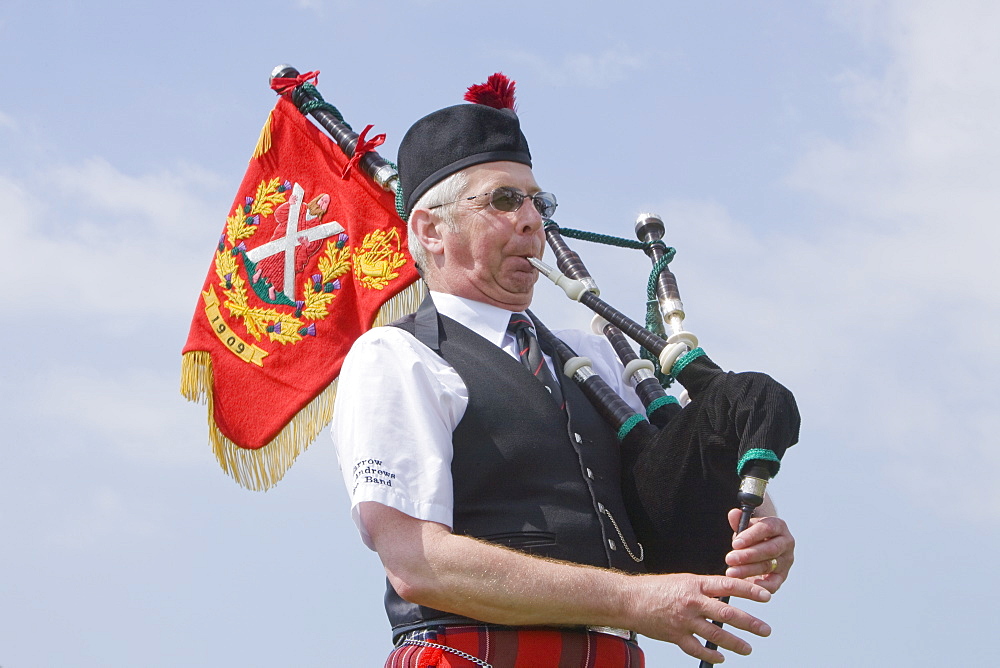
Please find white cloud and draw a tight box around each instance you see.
[789,1,1000,332]
[767,1,1000,516]
[503,46,651,88]
[24,363,209,467]
[561,49,648,87]
[293,0,358,12]
[45,158,226,236]
[45,486,158,551]
[0,159,230,324]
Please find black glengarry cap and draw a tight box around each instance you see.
[397,73,531,217]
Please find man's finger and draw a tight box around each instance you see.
[726,554,783,579]
[677,633,725,664]
[702,596,772,637]
[703,575,772,604]
[692,618,754,655]
[732,515,789,549]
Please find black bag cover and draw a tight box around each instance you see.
[620,354,800,574]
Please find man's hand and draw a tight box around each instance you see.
[625,572,773,664]
[723,509,795,593]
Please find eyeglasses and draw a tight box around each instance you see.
[428,186,558,219]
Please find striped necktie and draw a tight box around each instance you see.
[507,313,564,410]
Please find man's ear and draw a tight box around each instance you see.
[410,208,446,256]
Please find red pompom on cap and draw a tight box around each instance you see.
[464,73,517,111]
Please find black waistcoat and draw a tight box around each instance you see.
[384,298,644,640]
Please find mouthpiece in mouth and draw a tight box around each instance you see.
[527,257,553,274]
[528,258,588,301]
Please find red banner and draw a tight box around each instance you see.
[181,95,420,489]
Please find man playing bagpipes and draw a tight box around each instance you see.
[331,74,796,667]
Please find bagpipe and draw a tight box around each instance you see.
[528,218,801,578]
[529,219,799,667]
[264,64,799,574]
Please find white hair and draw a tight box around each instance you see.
[407,169,470,270]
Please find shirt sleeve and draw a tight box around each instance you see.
[331,326,467,550]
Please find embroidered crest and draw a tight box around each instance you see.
[353,228,407,290]
[204,177,354,365]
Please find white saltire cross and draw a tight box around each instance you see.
[245,182,345,300]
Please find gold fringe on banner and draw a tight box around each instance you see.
[370,279,426,328]
[180,281,426,491]
[251,110,274,161]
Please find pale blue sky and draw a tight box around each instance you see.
[2,1,997,666]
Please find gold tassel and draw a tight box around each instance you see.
[251,110,274,161]
[180,350,213,404]
[371,280,426,328]
[208,379,339,491]
[179,280,426,491]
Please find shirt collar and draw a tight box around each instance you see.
[430,291,524,348]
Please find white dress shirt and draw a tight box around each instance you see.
[331,291,647,549]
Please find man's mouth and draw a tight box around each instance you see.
[518,254,540,270]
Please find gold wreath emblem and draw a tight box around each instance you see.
[207,178,352,360]
[353,228,407,290]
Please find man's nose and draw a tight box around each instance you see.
[515,199,543,234]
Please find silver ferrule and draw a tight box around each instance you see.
[580,276,601,295]
[372,165,399,193]
[659,298,685,322]
[739,476,769,498]
[562,355,594,382]
[572,365,596,383]
[631,367,656,383]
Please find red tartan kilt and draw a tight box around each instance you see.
[384,625,644,668]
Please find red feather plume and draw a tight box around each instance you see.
[464,73,517,111]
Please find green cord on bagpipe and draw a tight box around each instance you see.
[549,222,679,387]
[295,82,352,127]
